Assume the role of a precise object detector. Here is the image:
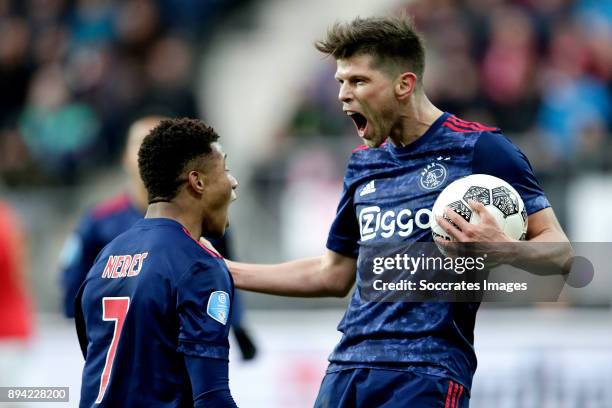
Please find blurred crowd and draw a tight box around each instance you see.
[285,0,612,175]
[4,0,610,185]
[0,0,247,185]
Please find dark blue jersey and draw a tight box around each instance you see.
[60,194,143,318]
[75,218,235,407]
[60,194,240,321]
[326,113,550,389]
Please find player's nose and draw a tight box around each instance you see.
[228,174,238,201]
[229,174,238,190]
[338,83,352,103]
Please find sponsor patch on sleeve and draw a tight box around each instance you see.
[206,291,230,325]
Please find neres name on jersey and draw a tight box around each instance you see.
[101,252,148,279]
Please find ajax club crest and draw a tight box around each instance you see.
[419,159,448,190]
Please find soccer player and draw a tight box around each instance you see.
[225,17,571,407]
[75,118,239,407]
[60,116,256,359]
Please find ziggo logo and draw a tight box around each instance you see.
[359,206,433,241]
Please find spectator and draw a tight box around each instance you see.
[19,64,101,182]
[0,199,34,386]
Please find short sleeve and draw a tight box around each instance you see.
[472,132,551,215]
[176,261,232,361]
[326,181,360,258]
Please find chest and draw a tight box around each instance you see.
[353,154,472,243]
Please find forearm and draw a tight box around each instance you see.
[228,257,344,297]
[509,229,573,275]
[185,356,237,408]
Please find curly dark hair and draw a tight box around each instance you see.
[138,118,219,203]
[315,16,425,82]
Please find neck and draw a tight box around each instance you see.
[145,199,202,239]
[129,186,149,214]
[389,93,444,147]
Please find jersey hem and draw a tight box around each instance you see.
[325,362,472,393]
[325,239,358,259]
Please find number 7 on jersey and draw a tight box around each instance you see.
[96,297,130,403]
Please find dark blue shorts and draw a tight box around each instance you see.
[314,368,469,408]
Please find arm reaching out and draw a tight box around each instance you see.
[226,249,357,298]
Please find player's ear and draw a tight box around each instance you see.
[187,170,205,194]
[395,72,417,100]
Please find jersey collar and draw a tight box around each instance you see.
[134,217,184,229]
[387,112,449,157]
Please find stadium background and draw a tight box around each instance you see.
[0,0,611,406]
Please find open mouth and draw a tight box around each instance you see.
[348,112,368,138]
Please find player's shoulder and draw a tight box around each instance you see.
[439,114,512,155]
[90,193,133,221]
[440,114,500,136]
[156,223,225,272]
[471,127,522,159]
[182,231,224,263]
[93,220,225,281]
[172,231,229,288]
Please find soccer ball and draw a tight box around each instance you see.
[431,174,528,246]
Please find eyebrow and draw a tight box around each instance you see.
[335,74,367,82]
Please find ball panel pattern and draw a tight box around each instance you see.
[463,186,491,206]
[491,186,519,217]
